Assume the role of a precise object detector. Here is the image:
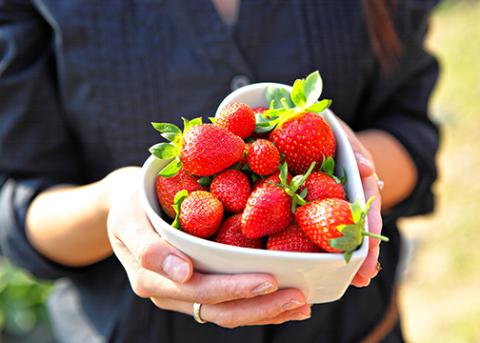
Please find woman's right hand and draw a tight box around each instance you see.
[104,167,311,328]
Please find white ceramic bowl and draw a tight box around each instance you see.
[140,83,369,303]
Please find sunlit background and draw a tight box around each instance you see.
[1,1,479,342]
[399,1,480,342]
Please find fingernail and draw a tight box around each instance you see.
[282,300,304,311]
[162,255,189,283]
[252,281,276,296]
[355,152,374,170]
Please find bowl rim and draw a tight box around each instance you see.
[140,81,369,262]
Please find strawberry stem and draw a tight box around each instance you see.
[362,231,389,242]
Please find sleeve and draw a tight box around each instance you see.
[0,1,86,280]
[356,0,441,222]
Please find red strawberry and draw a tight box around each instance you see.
[241,184,293,239]
[214,214,263,249]
[267,223,320,252]
[181,124,244,176]
[210,169,251,213]
[247,139,280,176]
[176,191,224,238]
[215,102,256,139]
[150,118,244,177]
[270,112,335,175]
[242,162,316,239]
[252,171,292,192]
[299,172,345,202]
[155,169,205,218]
[295,198,388,262]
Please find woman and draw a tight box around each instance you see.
[0,0,439,342]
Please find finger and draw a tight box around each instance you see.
[255,304,311,325]
[355,152,375,178]
[201,288,306,328]
[363,175,383,248]
[351,273,371,287]
[356,244,380,281]
[150,294,310,327]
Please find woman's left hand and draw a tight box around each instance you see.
[338,119,384,287]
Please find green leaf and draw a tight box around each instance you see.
[208,117,217,124]
[254,123,277,133]
[320,156,335,176]
[198,176,213,187]
[251,173,260,182]
[299,188,308,199]
[349,200,364,223]
[290,79,306,107]
[306,99,332,114]
[291,175,304,190]
[329,225,362,251]
[171,190,189,229]
[151,122,182,142]
[280,97,291,109]
[182,117,203,133]
[266,87,293,109]
[149,143,178,160]
[303,71,323,107]
[279,162,288,186]
[343,250,353,263]
[158,157,182,177]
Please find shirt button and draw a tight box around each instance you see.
[230,75,251,91]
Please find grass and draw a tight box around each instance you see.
[398,1,480,342]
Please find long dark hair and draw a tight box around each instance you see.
[362,0,402,73]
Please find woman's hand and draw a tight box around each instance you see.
[104,167,311,328]
[337,121,384,287]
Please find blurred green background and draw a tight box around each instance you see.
[0,1,479,342]
[399,1,480,342]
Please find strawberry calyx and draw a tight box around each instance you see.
[329,197,389,263]
[320,157,346,185]
[149,117,203,177]
[171,189,189,229]
[255,71,332,134]
[269,161,316,213]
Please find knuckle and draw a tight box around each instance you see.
[137,242,156,270]
[130,274,149,298]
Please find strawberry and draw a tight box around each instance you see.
[247,139,280,176]
[173,190,224,238]
[241,162,316,239]
[210,169,251,213]
[295,198,388,262]
[155,168,205,218]
[299,156,345,201]
[255,71,335,175]
[267,223,320,252]
[214,214,263,249]
[214,102,256,139]
[269,113,335,175]
[150,118,244,177]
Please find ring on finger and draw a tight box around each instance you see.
[376,261,383,272]
[373,172,385,190]
[193,302,207,324]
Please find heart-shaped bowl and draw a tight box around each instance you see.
[140,82,369,303]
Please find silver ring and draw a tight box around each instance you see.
[377,179,385,191]
[193,302,207,324]
[373,172,384,190]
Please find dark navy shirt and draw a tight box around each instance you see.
[0,1,439,342]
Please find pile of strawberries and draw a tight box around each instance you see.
[150,72,386,262]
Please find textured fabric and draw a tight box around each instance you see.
[0,1,439,342]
